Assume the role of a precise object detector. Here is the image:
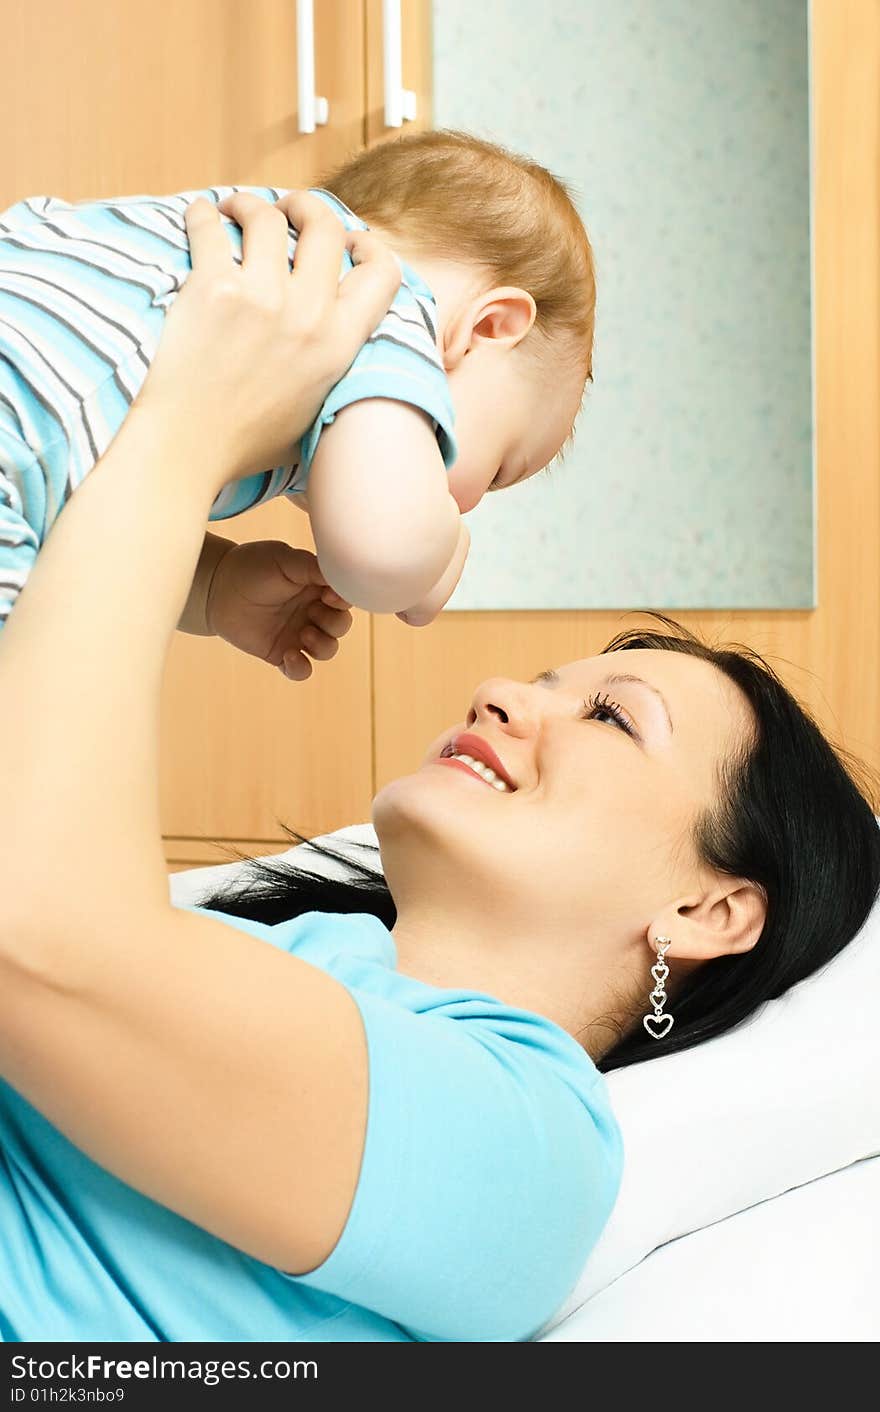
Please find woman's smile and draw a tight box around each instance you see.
[429,730,519,791]
[431,754,514,791]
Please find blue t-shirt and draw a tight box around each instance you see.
[0,908,622,1343]
[0,186,458,629]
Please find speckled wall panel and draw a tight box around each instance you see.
[432,0,814,609]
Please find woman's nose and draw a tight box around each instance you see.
[464,677,538,736]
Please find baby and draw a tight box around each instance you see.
[0,130,594,663]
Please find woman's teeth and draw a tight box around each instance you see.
[449,752,512,791]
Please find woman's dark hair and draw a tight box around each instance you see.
[199,616,880,1073]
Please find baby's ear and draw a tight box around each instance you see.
[472,286,536,348]
[443,287,537,368]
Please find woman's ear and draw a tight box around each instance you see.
[442,286,537,371]
[650,877,767,963]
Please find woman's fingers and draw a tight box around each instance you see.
[184,198,238,277]
[279,190,401,345]
[159,189,400,486]
[216,192,292,277]
[276,190,348,301]
[213,187,400,378]
[337,228,402,343]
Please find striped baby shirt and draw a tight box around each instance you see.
[0,186,457,628]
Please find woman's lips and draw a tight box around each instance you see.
[432,756,508,789]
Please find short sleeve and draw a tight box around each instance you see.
[296,263,458,482]
[293,985,623,1343]
[0,425,50,629]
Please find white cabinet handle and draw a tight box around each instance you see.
[297,0,329,133]
[383,0,417,128]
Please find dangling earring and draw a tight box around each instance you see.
[643,935,674,1039]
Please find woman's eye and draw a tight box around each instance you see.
[582,693,637,739]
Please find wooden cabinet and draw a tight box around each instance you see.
[0,0,431,869]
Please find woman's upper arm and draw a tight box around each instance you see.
[0,903,622,1339]
[0,905,367,1274]
[294,992,624,1342]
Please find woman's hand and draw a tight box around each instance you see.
[206,539,353,680]
[133,189,401,491]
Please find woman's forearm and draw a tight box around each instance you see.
[0,407,219,922]
[177,531,235,635]
[0,399,371,1274]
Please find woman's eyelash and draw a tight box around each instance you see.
[581,692,637,738]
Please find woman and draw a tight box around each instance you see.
[0,193,877,1344]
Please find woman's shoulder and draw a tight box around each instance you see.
[193,902,611,1101]
[186,901,623,1340]
[187,901,395,970]
[274,908,623,1342]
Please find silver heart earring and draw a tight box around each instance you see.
[643,935,674,1040]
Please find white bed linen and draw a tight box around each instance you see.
[543,1155,880,1342]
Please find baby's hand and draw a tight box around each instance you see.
[207,540,352,680]
[396,520,470,628]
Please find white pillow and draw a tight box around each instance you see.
[542,1155,880,1342]
[169,823,880,1329]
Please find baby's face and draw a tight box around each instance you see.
[444,350,585,514]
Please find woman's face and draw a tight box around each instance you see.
[372,649,754,942]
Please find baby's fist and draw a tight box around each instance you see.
[207,539,352,678]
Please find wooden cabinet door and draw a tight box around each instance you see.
[0,1,366,204]
[0,0,376,866]
[365,0,433,147]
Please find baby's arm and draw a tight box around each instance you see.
[176,531,235,635]
[396,517,470,626]
[306,399,461,614]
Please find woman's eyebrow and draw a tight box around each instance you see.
[603,673,674,734]
[528,667,674,734]
[528,668,560,686]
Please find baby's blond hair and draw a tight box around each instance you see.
[321,129,595,379]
